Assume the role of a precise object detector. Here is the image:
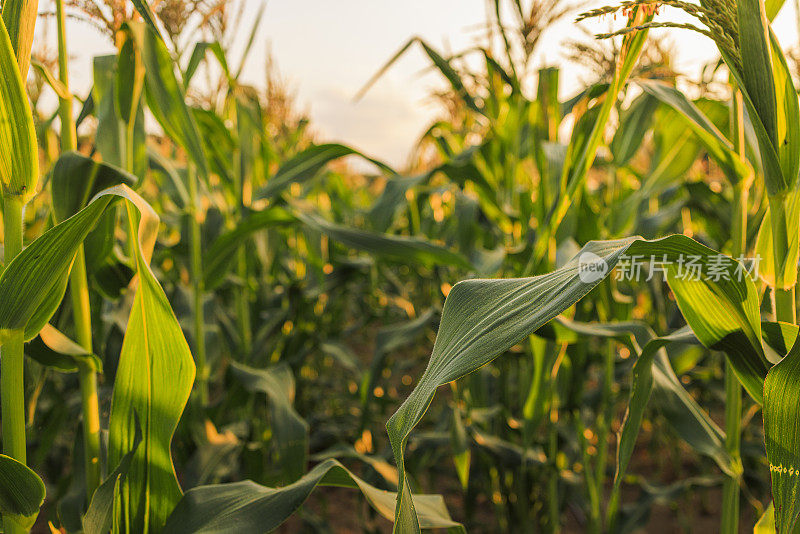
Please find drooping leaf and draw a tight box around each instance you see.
[388,234,764,531]
[203,207,295,289]
[297,211,471,270]
[162,459,464,534]
[255,143,392,200]
[51,151,138,223]
[108,188,196,533]
[639,80,751,184]
[230,361,309,485]
[25,323,103,373]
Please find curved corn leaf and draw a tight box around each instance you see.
[108,187,195,533]
[203,207,295,289]
[162,459,464,534]
[638,80,751,183]
[388,235,764,531]
[0,16,38,202]
[0,453,45,531]
[255,143,392,200]
[297,211,471,270]
[26,323,103,373]
[30,58,70,100]
[764,332,800,532]
[0,195,115,342]
[229,361,309,485]
[51,151,138,223]
[0,183,194,532]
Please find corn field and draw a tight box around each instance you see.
[1,0,800,531]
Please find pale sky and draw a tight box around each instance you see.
[35,0,800,167]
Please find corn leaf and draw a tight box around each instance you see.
[203,207,295,289]
[764,332,800,532]
[128,22,209,178]
[638,80,751,184]
[162,459,464,533]
[296,211,472,270]
[755,191,800,289]
[0,16,38,202]
[51,151,138,223]
[0,454,45,531]
[108,187,196,533]
[255,143,393,201]
[83,415,142,534]
[229,362,309,485]
[388,235,764,531]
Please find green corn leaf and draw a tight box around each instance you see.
[128,0,162,42]
[162,459,464,534]
[755,190,800,290]
[764,331,800,532]
[83,414,142,534]
[296,211,472,270]
[0,195,114,342]
[737,0,778,148]
[722,16,785,195]
[116,34,145,130]
[0,16,38,202]
[128,22,209,178]
[108,188,196,533]
[0,183,192,531]
[184,41,229,87]
[355,37,479,113]
[610,92,658,167]
[769,30,800,191]
[51,151,138,223]
[26,323,103,373]
[638,80,751,184]
[756,503,776,532]
[30,58,70,100]
[203,207,295,289]
[0,454,45,531]
[388,235,764,531]
[255,143,393,201]
[230,362,309,485]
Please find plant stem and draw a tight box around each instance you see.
[187,163,208,405]
[2,196,27,534]
[55,0,102,499]
[721,88,746,534]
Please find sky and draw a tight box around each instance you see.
[35,0,800,167]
